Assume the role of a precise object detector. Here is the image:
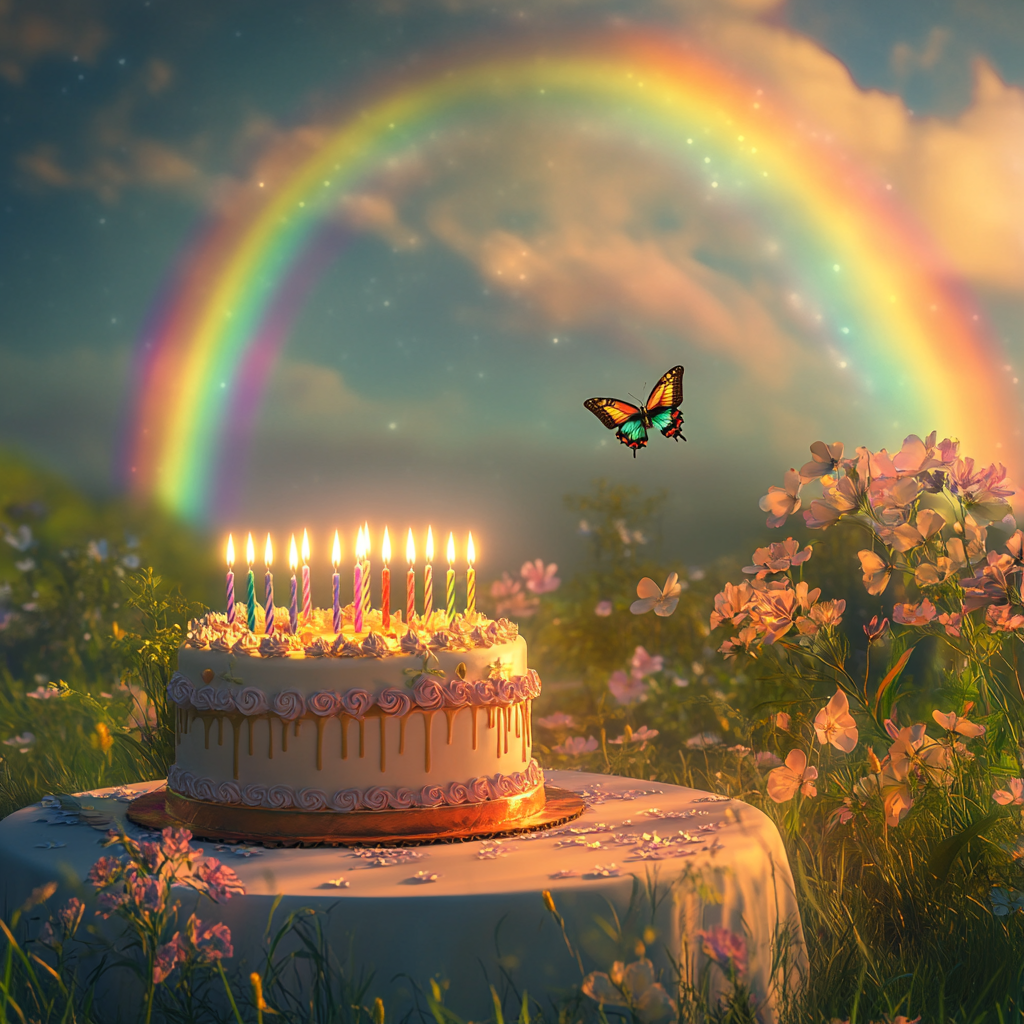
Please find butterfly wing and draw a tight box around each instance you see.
[584,398,648,455]
[645,365,686,440]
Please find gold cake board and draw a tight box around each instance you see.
[126,785,585,847]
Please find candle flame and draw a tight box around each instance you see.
[426,526,434,562]
[246,532,255,566]
[382,526,392,564]
[331,530,341,568]
[406,528,415,566]
[301,528,311,564]
[355,526,365,561]
[446,531,455,566]
[467,531,475,566]
[226,534,235,567]
[289,534,298,572]
[264,533,274,568]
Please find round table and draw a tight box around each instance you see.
[0,771,805,1021]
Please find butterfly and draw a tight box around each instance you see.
[584,365,686,456]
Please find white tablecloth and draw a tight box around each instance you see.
[0,771,805,1021]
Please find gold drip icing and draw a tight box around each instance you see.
[423,710,435,772]
[399,714,407,755]
[379,715,387,772]
[315,717,325,771]
[358,719,365,759]
[445,708,457,746]
[281,719,289,753]
[231,717,242,779]
[247,718,254,756]
[520,704,526,762]
[340,714,350,759]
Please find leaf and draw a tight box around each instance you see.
[873,646,916,720]
[927,812,1003,883]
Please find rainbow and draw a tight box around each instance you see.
[126,31,1017,522]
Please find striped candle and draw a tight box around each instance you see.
[466,532,476,615]
[301,529,312,621]
[246,533,256,631]
[225,534,236,624]
[381,527,392,631]
[423,526,434,621]
[353,561,363,633]
[331,530,342,633]
[362,523,371,621]
[289,573,298,634]
[446,532,456,625]
[263,533,275,634]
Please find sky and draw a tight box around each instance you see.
[3,0,1024,580]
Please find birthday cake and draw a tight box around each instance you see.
[164,606,544,832]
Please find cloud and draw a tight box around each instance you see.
[0,0,108,85]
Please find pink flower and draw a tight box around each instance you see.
[892,599,937,626]
[759,469,803,528]
[630,646,663,679]
[857,550,893,595]
[194,859,245,903]
[553,735,599,756]
[754,750,782,768]
[986,602,1024,632]
[932,709,985,738]
[630,574,682,617]
[937,611,962,637]
[696,925,748,975]
[536,712,576,730]
[87,855,121,888]
[193,919,233,962]
[609,725,659,749]
[521,559,561,594]
[803,476,862,530]
[490,572,540,618]
[709,582,754,630]
[799,441,845,483]
[813,690,859,753]
[594,601,613,617]
[993,779,1024,806]
[742,538,813,579]
[153,937,184,984]
[775,712,791,731]
[608,670,648,705]
[767,749,818,802]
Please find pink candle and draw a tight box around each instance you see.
[353,527,365,634]
[331,530,342,633]
[381,528,392,631]
[225,534,236,625]
[301,529,312,622]
[406,528,416,623]
[288,535,299,634]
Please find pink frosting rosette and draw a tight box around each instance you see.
[235,687,269,716]
[376,689,413,717]
[216,781,241,804]
[493,774,519,798]
[329,789,362,812]
[166,673,195,707]
[473,680,500,706]
[419,784,446,807]
[442,679,473,706]
[192,686,218,711]
[362,786,390,811]
[271,690,305,721]
[340,689,373,719]
[241,785,267,807]
[295,788,329,810]
[211,689,237,713]
[360,632,390,658]
[400,630,427,657]
[523,669,543,699]
[265,785,294,809]
[413,677,445,710]
[446,782,470,805]
[496,679,518,704]
[390,788,415,808]
[468,776,493,802]
[192,776,217,802]
[307,691,342,717]
[167,766,192,794]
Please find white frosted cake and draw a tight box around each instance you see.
[165,606,543,820]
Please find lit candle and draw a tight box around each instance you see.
[424,526,434,621]
[288,534,299,635]
[446,531,456,625]
[331,530,341,633]
[301,528,312,623]
[406,528,416,624]
[381,527,392,631]
[353,527,365,634]
[264,534,275,634]
[226,534,236,625]
[466,532,476,616]
[362,521,371,621]
[246,533,256,632]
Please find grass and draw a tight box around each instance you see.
[3,451,1024,1021]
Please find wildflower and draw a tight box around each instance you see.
[775,712,791,730]
[88,855,121,887]
[932,709,985,739]
[521,559,561,594]
[863,615,889,642]
[754,751,782,768]
[608,669,648,705]
[193,859,245,903]
[153,937,184,984]
[181,913,234,962]
[803,476,862,529]
[2,732,35,752]
[987,603,1024,632]
[742,538,812,578]
[719,625,760,659]
[914,556,959,588]
[696,925,748,975]
[993,779,1024,806]
[857,550,893,595]
[630,646,664,679]
[490,573,539,618]
[855,757,913,826]
[759,468,803,528]
[686,731,723,749]
[887,508,946,552]
[799,440,844,483]
[709,581,754,630]
[767,749,818,802]
[536,712,576,730]
[813,690,859,753]
[892,599,937,626]
[610,725,659,749]
[630,574,682,617]
[594,600,613,617]
[613,519,647,547]
[553,735,598,756]
[581,959,676,1022]
[888,725,951,787]
[937,611,963,637]
[25,685,59,700]
[990,887,1024,917]
[799,598,846,635]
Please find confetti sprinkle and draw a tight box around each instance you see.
[588,863,622,878]
[408,870,440,884]
[320,877,350,888]
[549,869,580,879]
[34,842,66,849]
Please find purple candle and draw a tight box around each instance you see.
[225,534,236,625]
